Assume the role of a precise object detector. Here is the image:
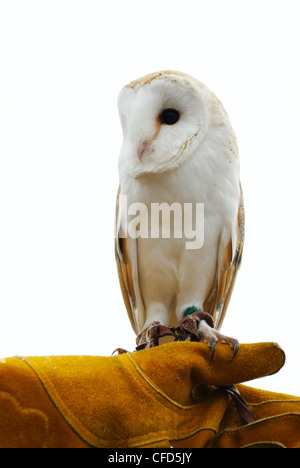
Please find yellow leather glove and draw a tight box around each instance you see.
[0,342,300,448]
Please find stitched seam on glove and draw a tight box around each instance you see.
[127,353,197,410]
[216,412,300,437]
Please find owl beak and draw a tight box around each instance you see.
[137,140,151,161]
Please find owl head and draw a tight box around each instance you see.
[118,70,237,179]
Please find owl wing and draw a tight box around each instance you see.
[115,188,145,335]
[204,184,245,330]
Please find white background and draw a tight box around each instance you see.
[0,0,299,395]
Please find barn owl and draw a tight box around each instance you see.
[115,71,244,357]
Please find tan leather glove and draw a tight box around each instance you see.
[0,342,299,448]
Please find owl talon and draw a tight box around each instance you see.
[198,318,239,361]
[210,340,217,364]
[135,322,175,350]
[112,348,129,355]
[231,341,239,361]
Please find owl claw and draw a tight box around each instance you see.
[134,312,239,362]
[198,319,239,362]
[231,341,239,361]
[210,340,217,364]
[112,348,129,355]
[177,310,239,362]
[135,322,176,350]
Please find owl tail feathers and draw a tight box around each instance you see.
[1,342,299,448]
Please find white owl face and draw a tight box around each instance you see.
[118,72,211,179]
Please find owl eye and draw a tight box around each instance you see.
[159,108,180,125]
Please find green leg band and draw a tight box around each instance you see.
[183,306,202,318]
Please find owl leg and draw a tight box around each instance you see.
[135,322,175,351]
[198,319,239,363]
[177,311,239,362]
